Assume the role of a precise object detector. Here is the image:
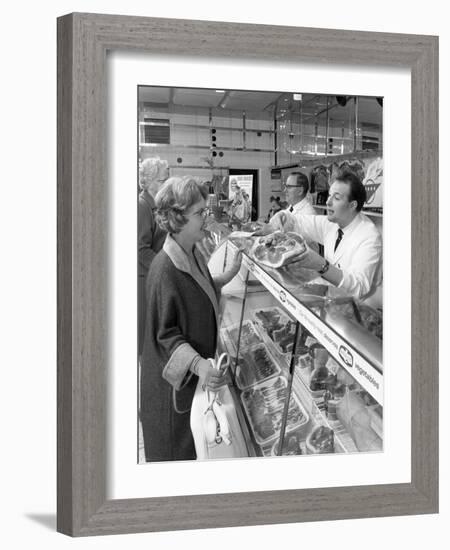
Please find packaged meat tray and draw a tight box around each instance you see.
[305,425,335,454]
[296,353,347,399]
[224,319,263,352]
[240,376,309,447]
[252,307,297,356]
[235,343,281,390]
[271,431,304,456]
[250,231,307,269]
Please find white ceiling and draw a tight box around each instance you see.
[138,86,383,125]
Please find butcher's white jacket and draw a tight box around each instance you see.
[288,197,319,253]
[288,196,316,216]
[272,211,382,300]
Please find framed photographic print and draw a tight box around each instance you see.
[57,13,438,536]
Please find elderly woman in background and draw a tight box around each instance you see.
[138,157,169,355]
[140,176,242,462]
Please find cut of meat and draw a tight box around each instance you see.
[250,231,307,268]
[227,320,262,350]
[235,344,281,390]
[240,376,309,446]
[306,425,335,454]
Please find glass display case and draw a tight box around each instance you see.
[210,237,383,458]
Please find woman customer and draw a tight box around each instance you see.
[140,176,242,462]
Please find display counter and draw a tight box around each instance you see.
[208,237,383,458]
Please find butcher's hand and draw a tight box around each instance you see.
[270,211,289,231]
[287,245,324,270]
[252,222,274,236]
[194,358,227,391]
[253,211,289,235]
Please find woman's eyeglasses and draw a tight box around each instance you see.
[187,207,209,218]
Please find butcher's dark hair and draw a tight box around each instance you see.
[288,171,309,195]
[335,170,367,211]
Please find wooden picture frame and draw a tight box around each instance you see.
[57,12,438,536]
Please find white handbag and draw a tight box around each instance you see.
[190,353,248,460]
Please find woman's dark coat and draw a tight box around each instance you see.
[140,234,219,462]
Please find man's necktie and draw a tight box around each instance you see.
[289,205,293,212]
[334,228,343,252]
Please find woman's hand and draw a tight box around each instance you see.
[228,249,242,276]
[253,211,291,235]
[196,358,227,391]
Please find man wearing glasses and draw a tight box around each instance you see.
[284,171,318,252]
[284,171,316,216]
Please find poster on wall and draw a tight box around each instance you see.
[228,174,254,225]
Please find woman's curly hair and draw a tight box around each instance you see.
[155,176,208,233]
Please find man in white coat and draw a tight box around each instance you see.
[283,171,319,253]
[284,171,316,216]
[261,170,382,304]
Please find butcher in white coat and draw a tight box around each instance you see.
[260,170,382,305]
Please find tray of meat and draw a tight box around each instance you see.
[235,343,281,390]
[250,231,307,268]
[271,431,304,456]
[252,307,297,357]
[240,376,309,447]
[305,425,335,454]
[225,319,263,352]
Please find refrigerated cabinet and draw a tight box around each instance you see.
[211,239,383,458]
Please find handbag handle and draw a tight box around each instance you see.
[204,353,232,445]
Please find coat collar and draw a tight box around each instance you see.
[139,189,156,209]
[163,234,220,323]
[290,196,310,214]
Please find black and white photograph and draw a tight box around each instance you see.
[2,0,445,545]
[137,86,384,463]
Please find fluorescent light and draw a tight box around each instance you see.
[215,89,225,93]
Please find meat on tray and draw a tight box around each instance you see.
[309,365,336,392]
[250,231,306,268]
[254,309,296,354]
[228,321,261,349]
[237,345,280,388]
[273,433,303,456]
[241,377,307,445]
[254,309,284,338]
[306,425,335,454]
[272,320,297,353]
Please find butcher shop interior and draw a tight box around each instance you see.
[138,85,384,462]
